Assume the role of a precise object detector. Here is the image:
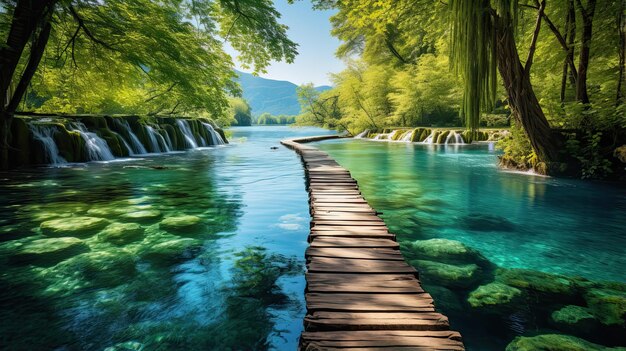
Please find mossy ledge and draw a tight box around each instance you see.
[7,114,228,168]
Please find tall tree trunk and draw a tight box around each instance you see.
[575,0,596,104]
[0,0,56,169]
[618,0,625,106]
[561,0,577,103]
[495,15,561,165]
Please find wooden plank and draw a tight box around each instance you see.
[306,293,434,312]
[311,226,389,233]
[312,221,387,227]
[305,311,449,331]
[305,248,404,261]
[307,257,417,274]
[306,273,421,293]
[310,237,399,249]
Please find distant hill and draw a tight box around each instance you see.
[235,70,331,117]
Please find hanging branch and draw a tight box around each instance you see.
[524,0,546,77]
[69,5,115,50]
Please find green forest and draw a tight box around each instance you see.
[296,0,625,179]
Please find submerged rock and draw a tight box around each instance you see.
[122,210,162,222]
[10,237,89,266]
[402,238,487,265]
[496,268,581,301]
[584,287,626,327]
[505,334,626,351]
[411,259,482,289]
[141,238,202,263]
[551,305,600,335]
[159,215,202,233]
[461,213,516,232]
[468,282,522,313]
[40,217,109,237]
[99,223,144,245]
[104,341,144,351]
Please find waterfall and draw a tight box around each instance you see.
[29,124,67,165]
[354,130,369,139]
[423,131,436,144]
[445,131,465,145]
[176,120,198,148]
[145,125,170,153]
[202,122,225,146]
[162,130,174,151]
[400,130,414,142]
[373,133,386,140]
[115,119,147,155]
[114,131,133,155]
[71,123,115,161]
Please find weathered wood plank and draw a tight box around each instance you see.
[304,311,449,331]
[310,237,399,249]
[307,257,417,274]
[306,293,434,312]
[305,248,404,261]
[306,273,421,293]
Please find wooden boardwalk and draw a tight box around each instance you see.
[281,136,465,351]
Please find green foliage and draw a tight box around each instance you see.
[2,0,298,126]
[229,97,253,126]
[566,131,613,179]
[497,122,537,169]
[256,112,296,125]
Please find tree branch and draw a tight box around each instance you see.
[69,5,115,50]
[145,83,178,102]
[524,0,545,76]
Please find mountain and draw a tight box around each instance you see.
[235,70,331,117]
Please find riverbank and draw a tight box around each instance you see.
[6,114,227,168]
[314,138,626,350]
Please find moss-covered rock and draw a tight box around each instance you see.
[99,223,144,245]
[40,217,109,237]
[614,145,626,163]
[122,210,162,222]
[9,237,89,266]
[505,334,626,351]
[45,250,137,292]
[97,128,125,157]
[103,341,145,351]
[436,130,451,144]
[419,129,431,142]
[496,268,582,302]
[468,282,523,313]
[402,239,487,265]
[551,305,600,335]
[584,287,626,327]
[141,238,202,263]
[411,259,482,289]
[159,215,202,233]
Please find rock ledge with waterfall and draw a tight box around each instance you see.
[7,114,227,168]
[357,127,509,145]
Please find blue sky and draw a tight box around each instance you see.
[225,0,345,87]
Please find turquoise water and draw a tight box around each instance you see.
[0,126,334,351]
[315,139,626,350]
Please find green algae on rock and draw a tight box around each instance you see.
[122,210,162,222]
[551,305,600,335]
[505,334,626,351]
[402,238,487,265]
[159,215,202,233]
[584,287,626,327]
[468,282,522,312]
[411,259,482,289]
[496,268,582,301]
[9,237,89,266]
[98,223,144,245]
[141,238,202,263]
[40,217,109,237]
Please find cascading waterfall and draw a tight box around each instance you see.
[423,131,436,144]
[71,123,115,161]
[29,124,67,165]
[145,125,171,153]
[115,119,147,155]
[400,130,413,142]
[373,133,387,140]
[354,130,369,139]
[445,131,465,145]
[176,120,198,148]
[202,122,225,145]
[162,130,174,150]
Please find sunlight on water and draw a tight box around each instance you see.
[0,126,333,351]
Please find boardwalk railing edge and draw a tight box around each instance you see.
[281,135,465,351]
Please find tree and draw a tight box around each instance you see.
[229,97,253,126]
[0,0,297,168]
